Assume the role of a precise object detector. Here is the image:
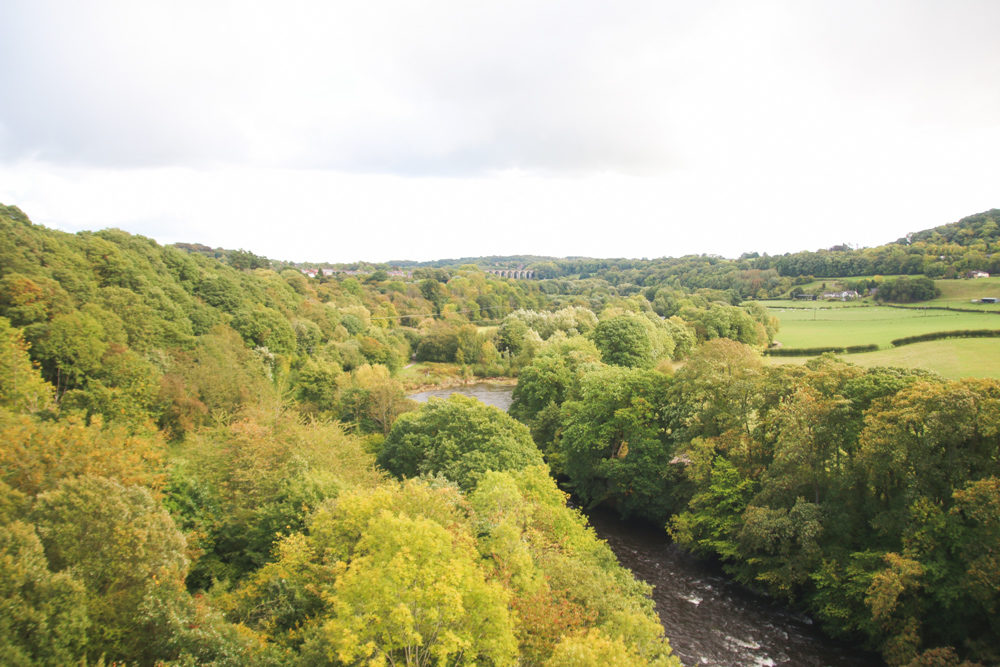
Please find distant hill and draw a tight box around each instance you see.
[906,209,1000,248]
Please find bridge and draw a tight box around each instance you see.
[484,269,535,279]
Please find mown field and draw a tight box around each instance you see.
[769,338,1000,379]
[769,305,1000,348]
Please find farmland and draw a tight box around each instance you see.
[928,276,1000,310]
[768,305,1000,349]
[769,337,1000,379]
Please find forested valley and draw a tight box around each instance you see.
[2,203,998,666]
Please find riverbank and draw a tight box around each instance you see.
[586,508,882,667]
[397,361,517,392]
[406,381,516,412]
[411,382,884,666]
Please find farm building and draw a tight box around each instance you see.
[822,290,859,301]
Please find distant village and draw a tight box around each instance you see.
[794,270,992,302]
[299,268,413,279]
[298,266,536,280]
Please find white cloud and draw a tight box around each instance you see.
[0,0,997,260]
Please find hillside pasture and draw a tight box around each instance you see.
[759,299,868,309]
[769,305,1000,349]
[926,276,1000,310]
[768,338,1000,380]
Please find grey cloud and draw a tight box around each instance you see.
[1,0,998,175]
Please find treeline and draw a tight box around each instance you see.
[1,203,691,664]
[1,322,681,664]
[4,200,996,665]
[408,209,1000,301]
[0,204,565,435]
[0,203,780,438]
[874,276,940,303]
[766,344,879,356]
[512,337,1000,665]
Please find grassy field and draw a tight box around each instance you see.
[768,338,1000,380]
[775,276,1000,311]
[760,299,869,309]
[926,277,1000,310]
[777,275,904,298]
[769,305,1000,349]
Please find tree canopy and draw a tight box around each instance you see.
[378,394,544,491]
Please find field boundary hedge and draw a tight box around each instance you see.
[890,329,1000,347]
[766,344,879,357]
[885,304,1000,315]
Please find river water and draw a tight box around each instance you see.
[408,383,882,666]
[407,382,515,411]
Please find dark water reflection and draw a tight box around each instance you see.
[407,384,882,666]
[586,509,881,667]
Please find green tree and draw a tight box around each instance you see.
[307,512,517,666]
[736,498,824,599]
[231,306,297,355]
[168,410,382,587]
[336,363,411,434]
[228,248,269,270]
[378,394,544,491]
[557,366,684,519]
[31,476,188,662]
[669,457,758,564]
[545,628,677,666]
[673,339,768,469]
[0,273,72,327]
[419,278,447,317]
[509,339,596,450]
[591,315,655,368]
[0,520,89,665]
[855,379,1000,539]
[0,317,54,414]
[468,467,680,666]
[29,310,107,396]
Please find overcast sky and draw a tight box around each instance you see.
[1,1,997,263]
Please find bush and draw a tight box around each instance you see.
[891,329,1000,347]
[765,346,845,357]
[377,395,543,491]
[875,276,940,303]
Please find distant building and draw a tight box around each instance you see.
[794,294,817,301]
[967,271,990,279]
[301,268,319,278]
[822,290,859,301]
[979,297,998,304]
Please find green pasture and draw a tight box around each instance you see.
[768,338,1000,380]
[926,277,1000,310]
[778,275,904,298]
[759,299,869,309]
[768,305,1000,349]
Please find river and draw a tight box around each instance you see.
[407,382,515,411]
[408,383,882,666]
